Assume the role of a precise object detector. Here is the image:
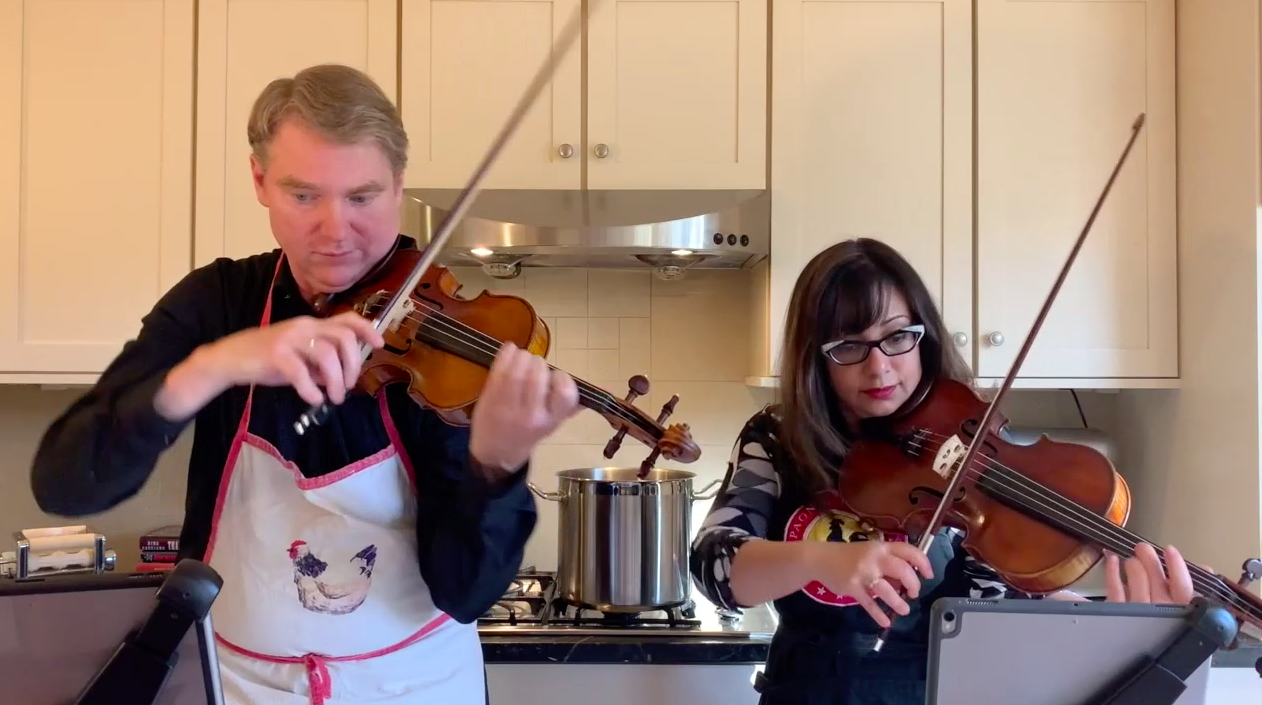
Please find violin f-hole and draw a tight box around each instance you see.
[959,419,1000,458]
[909,485,967,507]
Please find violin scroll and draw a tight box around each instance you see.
[1240,558,1262,590]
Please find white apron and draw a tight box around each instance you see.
[202,259,486,705]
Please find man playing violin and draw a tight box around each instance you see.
[691,238,1199,705]
[29,63,576,704]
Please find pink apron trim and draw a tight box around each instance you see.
[215,613,452,705]
[240,434,400,490]
[205,255,450,700]
[378,392,418,489]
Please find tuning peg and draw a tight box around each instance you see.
[657,394,679,423]
[1239,558,1262,589]
[603,375,652,459]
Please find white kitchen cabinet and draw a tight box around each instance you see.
[753,0,973,384]
[974,0,1177,381]
[400,0,766,191]
[399,0,583,190]
[750,0,1177,389]
[0,0,194,381]
[194,0,398,266]
[585,0,766,189]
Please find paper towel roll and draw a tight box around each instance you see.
[21,533,99,553]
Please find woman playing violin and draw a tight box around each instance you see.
[689,238,1195,705]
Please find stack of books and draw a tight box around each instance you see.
[135,524,181,572]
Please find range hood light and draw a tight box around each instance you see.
[470,247,494,257]
[671,249,694,256]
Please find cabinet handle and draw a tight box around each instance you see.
[952,332,969,348]
[593,143,610,159]
[987,332,1005,347]
[557,143,574,159]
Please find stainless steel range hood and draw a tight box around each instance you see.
[400,188,769,279]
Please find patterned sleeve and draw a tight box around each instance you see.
[689,409,783,611]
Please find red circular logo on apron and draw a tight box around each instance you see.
[783,494,908,607]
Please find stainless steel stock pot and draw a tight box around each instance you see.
[528,467,721,612]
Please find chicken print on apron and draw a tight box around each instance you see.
[203,258,485,705]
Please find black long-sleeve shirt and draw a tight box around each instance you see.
[29,236,535,624]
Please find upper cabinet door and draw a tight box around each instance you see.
[400,0,583,190]
[195,0,398,266]
[760,0,973,379]
[975,0,1177,380]
[0,0,193,376]
[586,0,767,190]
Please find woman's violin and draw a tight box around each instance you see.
[305,243,701,472]
[834,113,1262,651]
[835,375,1262,645]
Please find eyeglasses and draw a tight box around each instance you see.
[820,324,926,366]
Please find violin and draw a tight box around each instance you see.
[286,0,699,475]
[836,376,1262,644]
[308,243,701,471]
[833,113,1262,651]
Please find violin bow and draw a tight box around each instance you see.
[295,0,600,435]
[872,113,1148,650]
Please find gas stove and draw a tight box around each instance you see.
[477,569,776,638]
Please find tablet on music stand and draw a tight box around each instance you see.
[0,570,225,705]
[926,597,1224,705]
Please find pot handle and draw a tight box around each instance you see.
[691,480,721,501]
[527,482,563,501]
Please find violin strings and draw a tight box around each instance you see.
[902,431,1261,622]
[903,432,1247,612]
[356,300,658,439]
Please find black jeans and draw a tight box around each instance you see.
[753,626,928,705]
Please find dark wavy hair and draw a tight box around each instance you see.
[776,238,973,498]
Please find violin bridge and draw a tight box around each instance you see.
[932,435,968,482]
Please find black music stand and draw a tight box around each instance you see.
[73,559,224,705]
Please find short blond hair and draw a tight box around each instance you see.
[247,64,408,175]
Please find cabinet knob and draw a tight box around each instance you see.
[593,143,610,159]
[987,332,1005,347]
[952,332,969,347]
[557,143,574,159]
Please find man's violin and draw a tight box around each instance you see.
[284,0,699,474]
[834,114,1262,650]
[309,243,701,471]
